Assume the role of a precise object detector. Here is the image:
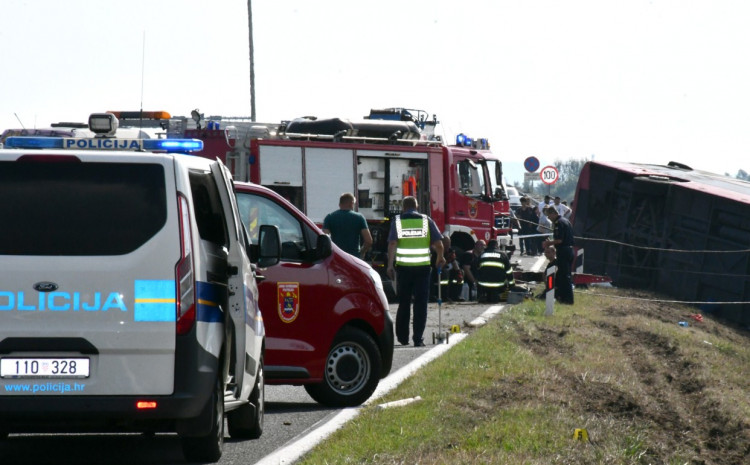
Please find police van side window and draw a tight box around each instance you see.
[189,171,229,247]
[235,192,309,261]
[0,161,166,255]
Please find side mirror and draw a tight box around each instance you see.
[316,234,333,260]
[258,224,281,268]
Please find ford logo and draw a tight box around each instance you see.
[33,282,59,292]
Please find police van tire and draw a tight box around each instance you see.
[304,327,382,407]
[180,376,224,463]
[227,357,265,439]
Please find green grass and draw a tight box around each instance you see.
[297,288,750,465]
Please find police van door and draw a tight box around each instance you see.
[211,161,258,397]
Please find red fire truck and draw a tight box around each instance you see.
[166,108,514,291]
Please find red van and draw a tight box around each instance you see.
[233,182,394,407]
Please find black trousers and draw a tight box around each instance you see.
[395,265,431,344]
[555,246,574,304]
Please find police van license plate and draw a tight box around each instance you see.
[1,358,90,378]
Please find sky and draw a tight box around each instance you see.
[3,0,750,185]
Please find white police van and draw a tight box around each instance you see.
[0,113,280,463]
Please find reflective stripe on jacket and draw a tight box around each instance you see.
[476,251,515,289]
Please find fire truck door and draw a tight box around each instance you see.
[304,148,356,223]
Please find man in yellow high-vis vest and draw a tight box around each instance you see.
[387,196,445,347]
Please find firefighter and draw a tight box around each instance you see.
[476,240,514,303]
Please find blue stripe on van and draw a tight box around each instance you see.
[196,282,223,323]
[134,280,176,322]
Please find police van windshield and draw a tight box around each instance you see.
[0,162,167,255]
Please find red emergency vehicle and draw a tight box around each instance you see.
[233,181,393,407]
[167,108,514,294]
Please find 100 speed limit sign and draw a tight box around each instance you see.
[540,165,559,185]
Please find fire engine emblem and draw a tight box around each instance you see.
[468,200,478,219]
[277,282,300,323]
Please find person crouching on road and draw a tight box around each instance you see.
[386,196,445,347]
[441,247,464,302]
[476,240,514,303]
[542,207,575,304]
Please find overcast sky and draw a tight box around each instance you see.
[3,0,749,184]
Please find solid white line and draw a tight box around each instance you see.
[468,304,507,327]
[254,333,468,465]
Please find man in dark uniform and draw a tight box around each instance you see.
[386,196,445,346]
[475,240,514,303]
[543,207,575,304]
[459,240,485,301]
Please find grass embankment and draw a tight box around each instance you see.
[299,288,750,465]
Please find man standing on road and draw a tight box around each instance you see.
[516,197,540,255]
[387,196,445,346]
[543,207,575,304]
[323,192,373,259]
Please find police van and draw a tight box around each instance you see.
[0,113,280,463]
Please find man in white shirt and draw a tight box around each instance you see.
[553,196,572,220]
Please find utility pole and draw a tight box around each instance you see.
[247,0,256,122]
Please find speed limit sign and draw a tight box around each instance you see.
[540,165,559,185]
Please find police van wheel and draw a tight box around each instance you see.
[227,357,265,439]
[304,327,382,407]
[181,376,224,463]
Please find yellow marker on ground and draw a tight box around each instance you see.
[573,428,589,441]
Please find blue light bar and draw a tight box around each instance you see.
[4,137,65,149]
[3,136,203,153]
[455,133,473,147]
[144,139,204,152]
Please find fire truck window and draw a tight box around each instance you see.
[457,160,486,197]
[486,160,506,199]
[235,192,308,261]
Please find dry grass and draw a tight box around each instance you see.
[298,287,750,465]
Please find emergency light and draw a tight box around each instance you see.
[456,133,490,149]
[3,136,204,153]
[89,113,118,136]
[456,133,473,147]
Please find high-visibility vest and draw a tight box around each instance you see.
[395,215,431,266]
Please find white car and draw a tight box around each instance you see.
[506,186,522,211]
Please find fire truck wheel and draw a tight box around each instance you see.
[304,327,382,407]
[180,375,224,463]
[227,355,265,439]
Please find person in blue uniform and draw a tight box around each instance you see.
[543,207,575,304]
[386,196,445,346]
